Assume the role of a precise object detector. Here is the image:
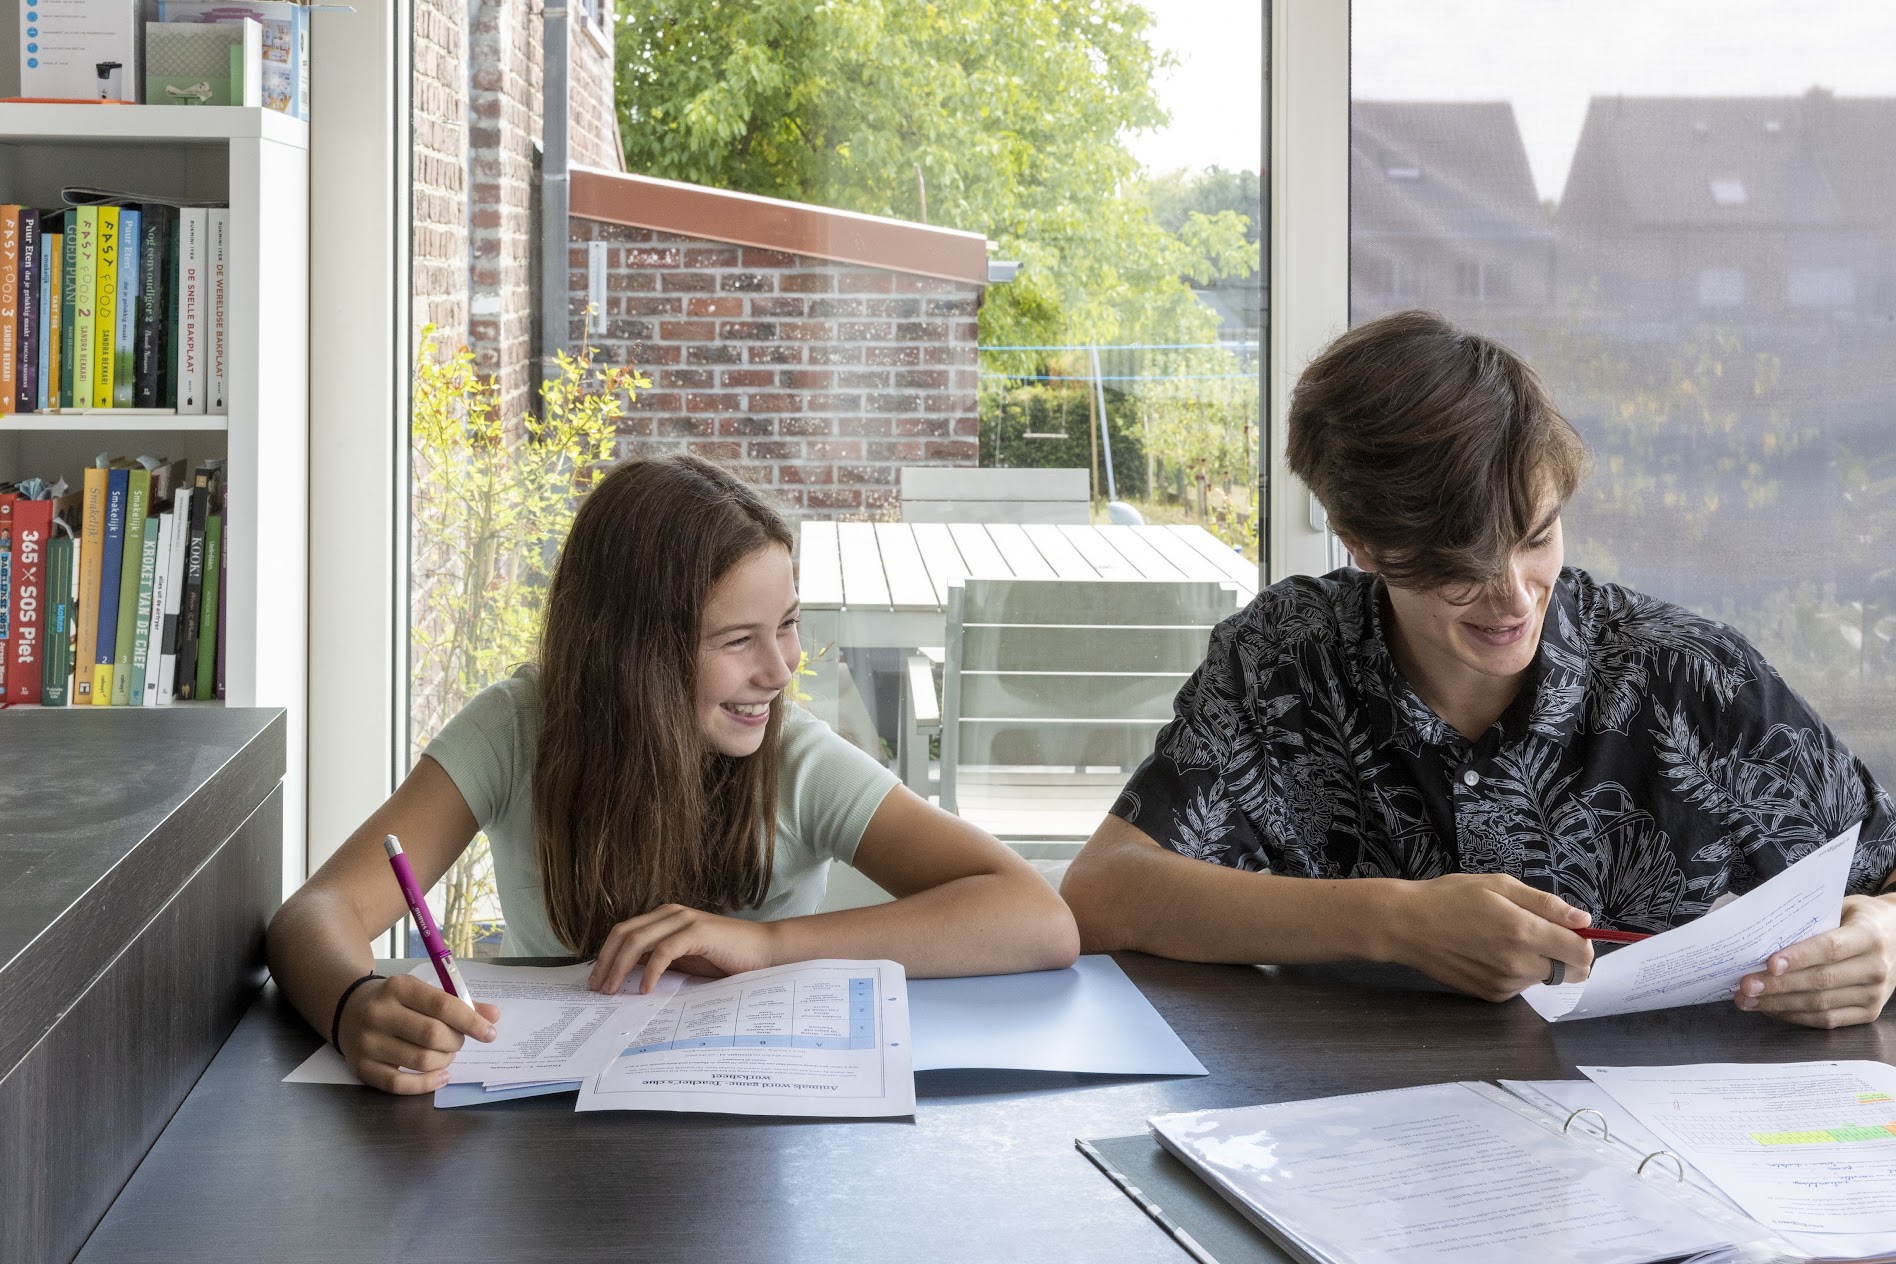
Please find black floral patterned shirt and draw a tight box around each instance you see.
[1112,567,1896,929]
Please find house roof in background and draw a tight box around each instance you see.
[1351,101,1548,242]
[1559,90,1896,229]
[571,167,991,286]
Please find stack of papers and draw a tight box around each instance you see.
[577,959,914,1117]
[286,954,1204,1116]
[1147,1082,1766,1264]
[1112,1064,1896,1264]
[281,959,685,1095]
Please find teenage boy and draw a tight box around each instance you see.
[1061,310,1896,1027]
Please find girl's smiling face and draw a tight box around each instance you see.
[696,543,801,757]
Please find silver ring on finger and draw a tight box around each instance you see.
[1543,959,1565,987]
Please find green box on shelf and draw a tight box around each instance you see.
[155,0,309,120]
[145,19,261,107]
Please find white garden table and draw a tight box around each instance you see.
[795,521,1258,728]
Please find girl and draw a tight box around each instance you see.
[268,455,1079,1094]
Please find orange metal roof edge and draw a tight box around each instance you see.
[571,167,990,286]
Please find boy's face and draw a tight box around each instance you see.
[1347,505,1565,701]
[1380,514,1564,688]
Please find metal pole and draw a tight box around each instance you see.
[539,3,571,394]
[1089,344,1117,502]
[1256,0,1272,589]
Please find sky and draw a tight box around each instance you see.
[1127,0,1896,200]
[1124,0,1264,176]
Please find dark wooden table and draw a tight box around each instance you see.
[77,956,1896,1263]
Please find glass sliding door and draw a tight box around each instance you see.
[1352,0,1896,784]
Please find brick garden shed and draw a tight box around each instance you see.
[567,168,994,518]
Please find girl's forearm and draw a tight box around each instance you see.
[767,871,1080,977]
[265,889,383,1042]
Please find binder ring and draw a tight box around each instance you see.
[1637,1150,1685,1182]
[1561,1107,1609,1142]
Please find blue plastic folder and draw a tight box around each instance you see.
[907,954,1206,1074]
[433,955,1204,1108]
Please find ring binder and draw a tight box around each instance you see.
[1637,1150,1686,1182]
[1562,1106,1609,1141]
[1140,1082,1774,1264]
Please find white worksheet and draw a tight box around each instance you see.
[1507,1077,1896,1261]
[1584,1062,1896,1241]
[1522,823,1858,1022]
[431,960,684,1084]
[282,961,682,1087]
[576,959,914,1118]
[1149,1082,1763,1264]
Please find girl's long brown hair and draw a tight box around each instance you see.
[533,454,795,957]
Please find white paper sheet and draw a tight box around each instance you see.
[282,1042,362,1085]
[1148,1082,1757,1264]
[1583,1062,1896,1242]
[1499,1080,1737,1209]
[434,1079,583,1107]
[281,961,683,1088]
[576,959,914,1118]
[425,960,684,1085]
[1505,1077,1896,1262]
[906,954,1205,1075]
[1522,824,1858,1022]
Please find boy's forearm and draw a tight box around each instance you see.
[1061,820,1404,965]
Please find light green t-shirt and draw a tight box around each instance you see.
[422,668,900,956]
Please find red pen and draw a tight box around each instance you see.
[1576,927,1651,944]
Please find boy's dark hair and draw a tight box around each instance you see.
[1286,309,1585,591]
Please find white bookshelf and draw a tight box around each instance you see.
[0,104,310,885]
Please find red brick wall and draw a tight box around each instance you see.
[466,0,543,424]
[412,0,623,396]
[412,0,470,353]
[570,216,982,519]
[569,10,622,171]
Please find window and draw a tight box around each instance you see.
[1698,266,1745,306]
[405,0,1267,943]
[1353,0,1896,796]
[1454,260,1513,303]
[1788,266,1856,307]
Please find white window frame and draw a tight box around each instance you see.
[306,3,412,884]
[1267,0,1350,581]
[301,0,1339,877]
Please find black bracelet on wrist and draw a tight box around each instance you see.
[330,972,383,1053]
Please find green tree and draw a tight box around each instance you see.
[1140,166,1261,243]
[410,326,647,953]
[1138,165,1260,286]
[615,0,1254,347]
